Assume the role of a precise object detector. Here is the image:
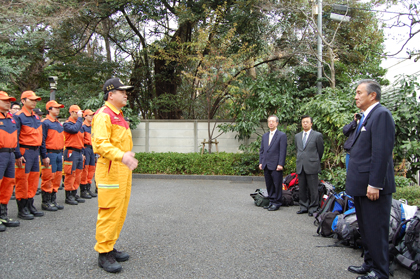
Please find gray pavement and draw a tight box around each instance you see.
[1,177,413,279]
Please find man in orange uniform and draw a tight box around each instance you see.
[63,105,85,205]
[93,78,138,273]
[40,100,65,211]
[80,109,97,199]
[0,91,20,231]
[13,91,44,219]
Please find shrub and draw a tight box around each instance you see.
[393,186,420,206]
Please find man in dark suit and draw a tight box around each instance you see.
[259,115,287,211]
[295,115,324,216]
[346,80,395,279]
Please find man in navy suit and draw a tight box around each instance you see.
[259,115,287,211]
[295,116,324,216]
[346,80,395,279]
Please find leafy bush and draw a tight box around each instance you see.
[134,152,261,176]
[320,168,347,193]
[395,175,412,188]
[393,186,420,206]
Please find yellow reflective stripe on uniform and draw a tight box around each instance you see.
[63,162,72,165]
[15,165,25,169]
[98,184,119,189]
[41,166,52,169]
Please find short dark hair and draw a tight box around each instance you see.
[301,115,313,123]
[357,79,381,101]
[268,115,279,123]
[103,89,116,101]
[11,102,20,108]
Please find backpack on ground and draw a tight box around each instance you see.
[331,207,361,248]
[281,190,295,206]
[250,189,269,207]
[289,185,299,202]
[314,192,354,237]
[389,199,405,243]
[283,173,298,190]
[389,209,420,274]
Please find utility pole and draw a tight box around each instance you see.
[317,0,323,95]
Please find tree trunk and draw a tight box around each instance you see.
[154,21,192,119]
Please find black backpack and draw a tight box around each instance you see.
[332,208,361,248]
[281,190,295,207]
[389,210,420,274]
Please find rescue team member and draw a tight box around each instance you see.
[80,109,97,199]
[13,91,44,219]
[93,78,138,273]
[63,105,85,205]
[0,91,20,231]
[40,101,65,211]
[8,102,20,201]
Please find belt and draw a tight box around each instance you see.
[0,148,14,153]
[84,145,92,149]
[47,149,62,154]
[66,147,82,152]
[20,145,39,150]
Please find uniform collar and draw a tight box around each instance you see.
[46,114,59,122]
[83,120,91,126]
[67,116,77,123]
[21,106,34,116]
[0,111,12,119]
[105,101,123,116]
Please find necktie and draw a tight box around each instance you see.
[302,132,307,148]
[269,132,274,145]
[356,113,365,133]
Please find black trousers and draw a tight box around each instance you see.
[263,167,283,207]
[298,170,319,213]
[354,194,392,279]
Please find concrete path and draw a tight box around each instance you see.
[1,177,413,279]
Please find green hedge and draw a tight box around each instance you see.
[133,152,419,206]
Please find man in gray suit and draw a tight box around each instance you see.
[295,115,324,216]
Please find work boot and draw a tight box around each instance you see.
[111,248,130,262]
[80,184,92,199]
[0,221,5,232]
[98,251,122,273]
[41,191,58,211]
[65,190,78,205]
[27,198,44,217]
[16,199,34,220]
[86,183,97,198]
[0,204,20,227]
[73,190,85,203]
[51,191,64,210]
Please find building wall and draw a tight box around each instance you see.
[131,119,262,153]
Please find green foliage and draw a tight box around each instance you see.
[382,74,420,183]
[320,168,347,193]
[394,175,412,188]
[300,87,355,170]
[134,152,264,176]
[393,186,420,207]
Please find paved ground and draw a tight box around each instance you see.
[1,177,413,279]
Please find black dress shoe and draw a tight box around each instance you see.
[296,210,308,214]
[308,212,313,217]
[348,265,370,275]
[263,203,272,209]
[356,271,379,279]
[267,205,280,211]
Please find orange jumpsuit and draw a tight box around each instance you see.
[92,101,133,253]
[0,111,17,204]
[13,107,42,199]
[63,116,84,191]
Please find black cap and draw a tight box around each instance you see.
[103,78,134,94]
[33,108,45,116]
